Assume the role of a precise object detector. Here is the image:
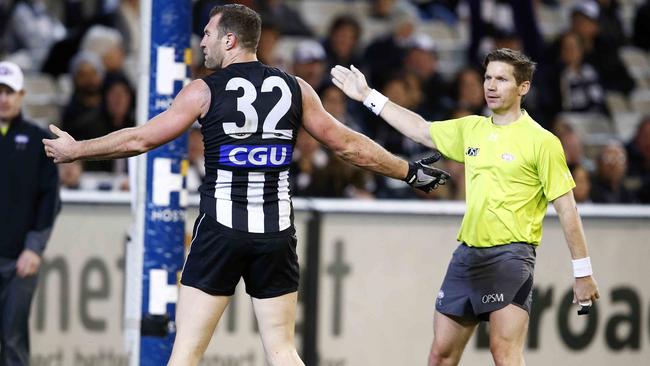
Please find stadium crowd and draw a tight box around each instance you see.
[1,0,649,203]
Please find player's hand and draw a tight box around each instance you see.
[573,275,600,309]
[42,125,78,163]
[16,249,41,278]
[330,64,372,102]
[404,151,450,193]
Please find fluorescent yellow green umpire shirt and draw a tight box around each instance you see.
[429,111,575,247]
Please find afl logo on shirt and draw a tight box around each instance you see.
[220,144,293,168]
[14,134,29,150]
[466,147,480,156]
[501,153,515,161]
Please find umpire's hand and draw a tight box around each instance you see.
[404,151,450,193]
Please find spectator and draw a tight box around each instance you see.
[101,72,135,133]
[40,0,97,78]
[258,0,313,36]
[372,73,425,159]
[452,67,485,115]
[59,161,83,190]
[291,127,329,197]
[61,51,113,174]
[109,0,140,59]
[466,0,544,66]
[318,82,365,134]
[62,51,106,142]
[257,17,286,69]
[633,0,650,51]
[590,140,636,203]
[0,1,12,56]
[553,118,592,171]
[5,0,67,71]
[322,15,364,71]
[569,0,635,95]
[80,25,126,75]
[193,0,228,38]
[555,31,606,114]
[403,33,453,120]
[363,7,417,87]
[98,73,135,173]
[411,0,460,24]
[369,0,419,21]
[492,28,523,52]
[292,40,327,89]
[571,164,592,203]
[595,0,626,46]
[0,60,60,365]
[625,116,650,202]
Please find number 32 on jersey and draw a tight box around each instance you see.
[224,76,293,140]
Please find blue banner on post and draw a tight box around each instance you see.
[140,0,190,364]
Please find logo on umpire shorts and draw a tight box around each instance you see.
[482,293,504,304]
[437,290,444,306]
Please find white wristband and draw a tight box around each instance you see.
[363,89,388,115]
[572,257,593,278]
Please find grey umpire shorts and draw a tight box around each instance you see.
[435,242,536,322]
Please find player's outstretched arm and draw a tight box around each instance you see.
[330,65,435,149]
[553,191,600,306]
[43,79,210,163]
[298,77,448,192]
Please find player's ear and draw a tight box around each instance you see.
[225,33,236,50]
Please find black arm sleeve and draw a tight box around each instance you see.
[25,141,60,255]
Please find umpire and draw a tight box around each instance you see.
[0,61,59,365]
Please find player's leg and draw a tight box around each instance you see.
[170,215,245,365]
[252,292,305,366]
[428,311,477,366]
[167,285,230,366]
[245,231,301,366]
[488,304,529,366]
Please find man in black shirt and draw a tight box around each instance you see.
[43,5,449,365]
[0,61,60,365]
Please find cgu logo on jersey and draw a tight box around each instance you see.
[466,147,480,157]
[220,145,293,168]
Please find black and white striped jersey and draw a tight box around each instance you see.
[197,61,302,234]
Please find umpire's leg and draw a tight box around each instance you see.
[0,260,38,366]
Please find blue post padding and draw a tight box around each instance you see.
[140,0,191,364]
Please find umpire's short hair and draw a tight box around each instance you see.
[209,4,261,53]
[483,48,536,85]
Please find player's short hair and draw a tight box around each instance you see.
[209,4,261,53]
[483,48,536,85]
